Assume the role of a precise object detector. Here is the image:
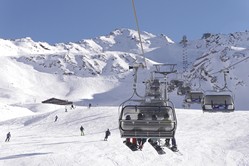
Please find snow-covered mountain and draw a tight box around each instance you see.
[0,28,249,112]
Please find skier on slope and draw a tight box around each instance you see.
[80,126,84,136]
[54,115,58,122]
[5,132,11,142]
[104,129,111,141]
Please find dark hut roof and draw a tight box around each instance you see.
[42,98,73,105]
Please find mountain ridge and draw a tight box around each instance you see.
[0,28,249,110]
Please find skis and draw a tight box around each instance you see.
[124,140,165,154]
[170,148,183,156]
[123,141,138,151]
[123,139,182,156]
[148,141,166,155]
[163,144,183,156]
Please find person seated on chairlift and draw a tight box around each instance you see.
[163,112,177,150]
[124,115,137,147]
[148,114,160,146]
[152,114,157,121]
[137,113,147,150]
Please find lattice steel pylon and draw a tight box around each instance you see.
[181,35,188,74]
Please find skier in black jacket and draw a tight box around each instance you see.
[104,129,111,141]
[5,132,11,142]
[80,126,84,136]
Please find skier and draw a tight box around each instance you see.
[54,115,58,122]
[104,129,111,141]
[5,132,11,142]
[88,103,92,109]
[123,115,137,149]
[137,113,147,150]
[124,115,132,144]
[163,112,178,151]
[80,126,84,136]
[149,114,160,146]
[146,114,167,153]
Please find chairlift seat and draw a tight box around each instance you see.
[119,105,177,138]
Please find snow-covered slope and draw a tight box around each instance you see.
[0,106,249,166]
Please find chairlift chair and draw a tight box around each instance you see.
[202,68,235,112]
[177,85,191,96]
[184,91,204,104]
[201,93,235,112]
[118,64,178,139]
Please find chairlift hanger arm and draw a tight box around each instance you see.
[129,64,144,98]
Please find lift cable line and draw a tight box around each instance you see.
[131,0,146,68]
[211,56,249,75]
[121,0,148,101]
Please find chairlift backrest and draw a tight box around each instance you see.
[121,105,175,121]
[187,91,203,98]
[204,95,233,105]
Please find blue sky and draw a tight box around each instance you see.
[1,0,249,44]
